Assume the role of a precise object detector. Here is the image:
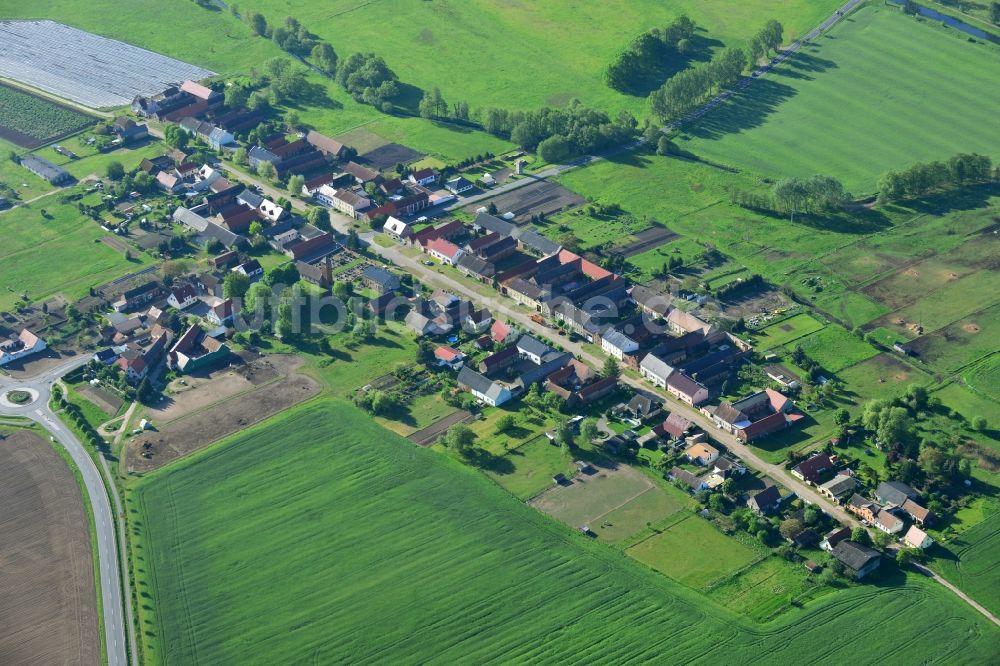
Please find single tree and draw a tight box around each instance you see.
[601,356,621,379]
[105,161,125,181]
[223,271,251,299]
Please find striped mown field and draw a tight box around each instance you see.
[676,5,1000,193]
[128,401,999,664]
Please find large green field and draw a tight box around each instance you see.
[0,201,153,310]
[238,0,843,119]
[128,401,1000,664]
[935,510,1000,617]
[675,5,1000,193]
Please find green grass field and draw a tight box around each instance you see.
[675,6,1000,193]
[794,325,879,373]
[965,356,1000,403]
[628,515,759,588]
[706,555,823,622]
[240,0,843,120]
[128,400,1000,664]
[0,201,153,310]
[752,313,825,350]
[935,510,1000,617]
[485,435,577,500]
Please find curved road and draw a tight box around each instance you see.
[0,357,132,666]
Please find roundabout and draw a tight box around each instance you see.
[1,387,39,409]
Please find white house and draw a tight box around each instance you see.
[259,199,286,222]
[383,216,412,241]
[666,373,709,406]
[0,329,47,366]
[458,367,511,407]
[167,283,199,310]
[445,176,474,195]
[639,353,675,388]
[426,238,463,266]
[601,329,639,360]
[903,525,933,550]
[208,127,235,150]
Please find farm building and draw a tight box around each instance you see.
[20,154,72,185]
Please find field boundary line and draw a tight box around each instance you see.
[585,483,657,528]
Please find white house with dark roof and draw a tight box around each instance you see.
[639,353,675,388]
[457,366,511,407]
[601,329,639,360]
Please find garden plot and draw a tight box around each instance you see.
[0,20,215,108]
[359,142,424,171]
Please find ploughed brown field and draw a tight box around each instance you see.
[0,430,100,665]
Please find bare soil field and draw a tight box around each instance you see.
[466,180,585,221]
[0,430,99,665]
[359,142,424,170]
[125,354,320,473]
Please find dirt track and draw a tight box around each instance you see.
[0,430,100,665]
[125,354,320,472]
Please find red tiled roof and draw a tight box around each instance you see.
[427,238,460,259]
[491,320,513,342]
[434,346,463,362]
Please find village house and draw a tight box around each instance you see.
[434,345,465,370]
[666,373,709,406]
[112,117,149,144]
[653,412,692,441]
[601,329,639,360]
[831,541,882,579]
[791,452,835,485]
[491,319,516,344]
[231,259,262,282]
[847,493,880,524]
[903,525,933,550]
[639,353,675,388]
[462,307,493,334]
[207,299,235,326]
[764,364,802,390]
[747,485,782,514]
[631,285,672,319]
[426,238,464,266]
[670,467,708,493]
[445,176,474,195]
[457,366,512,407]
[343,161,381,185]
[167,282,199,310]
[873,509,905,535]
[685,442,720,466]
[516,335,551,365]
[383,216,413,241]
[820,527,852,552]
[479,344,520,377]
[710,389,801,443]
[168,324,230,373]
[818,471,857,503]
[408,168,438,187]
[0,329,46,367]
[318,186,371,219]
[113,281,162,312]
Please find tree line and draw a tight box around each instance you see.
[876,153,994,204]
[729,174,849,219]
[605,16,697,94]
[649,19,782,122]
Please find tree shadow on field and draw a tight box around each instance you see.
[464,446,515,474]
[774,50,838,81]
[898,182,1000,217]
[680,78,798,141]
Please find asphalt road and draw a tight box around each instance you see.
[0,357,132,666]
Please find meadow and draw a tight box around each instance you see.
[0,201,153,310]
[674,5,1000,193]
[628,514,759,588]
[794,326,879,373]
[128,400,1000,664]
[752,313,825,350]
[239,0,844,120]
